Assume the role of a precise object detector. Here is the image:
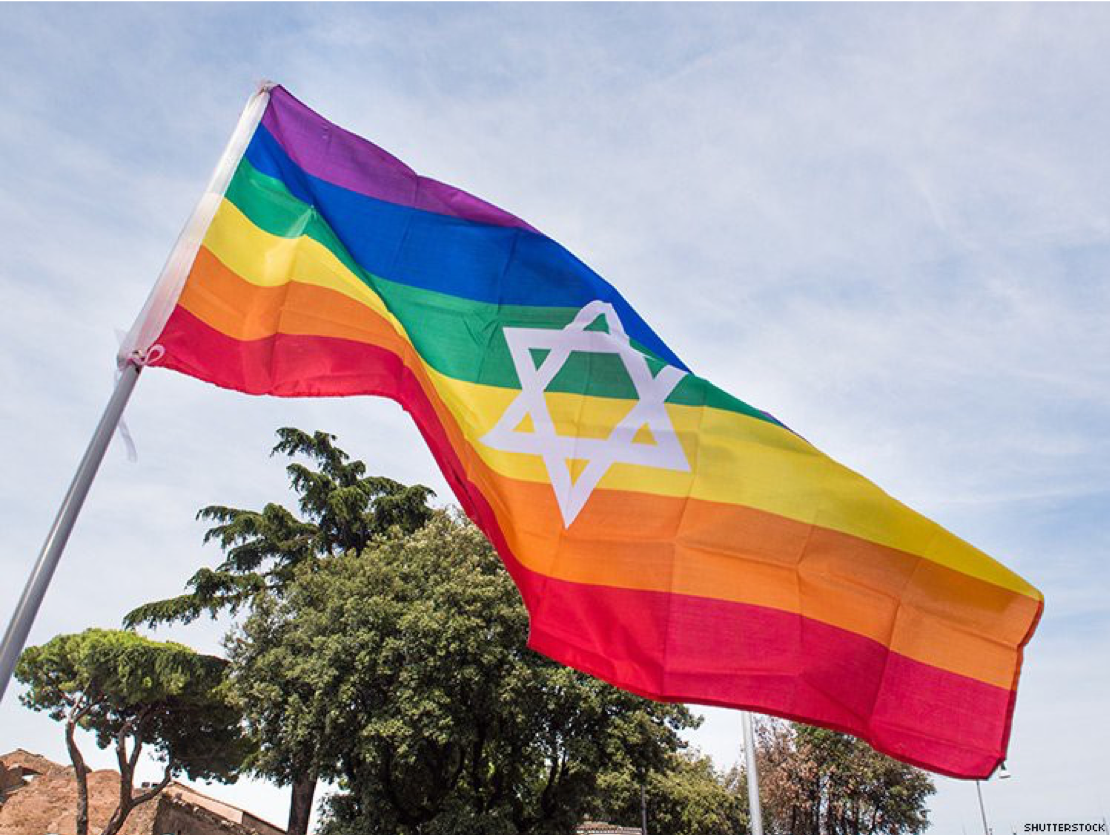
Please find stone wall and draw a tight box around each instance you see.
[0,752,283,835]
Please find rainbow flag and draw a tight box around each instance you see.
[128,85,1041,778]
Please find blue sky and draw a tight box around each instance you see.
[1,4,1108,832]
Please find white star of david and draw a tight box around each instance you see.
[480,300,690,527]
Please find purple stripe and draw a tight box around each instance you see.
[261,86,537,233]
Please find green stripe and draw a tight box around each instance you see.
[224,158,781,426]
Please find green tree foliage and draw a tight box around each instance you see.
[227,511,698,835]
[590,750,747,835]
[15,629,250,835]
[757,721,935,835]
[124,428,434,629]
[122,428,434,835]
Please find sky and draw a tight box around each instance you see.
[1,3,1108,833]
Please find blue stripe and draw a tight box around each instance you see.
[243,124,688,372]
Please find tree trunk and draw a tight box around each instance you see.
[99,763,170,835]
[65,717,90,835]
[287,771,318,835]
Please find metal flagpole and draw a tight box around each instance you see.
[742,711,765,835]
[0,81,274,706]
[975,780,991,835]
[0,361,143,703]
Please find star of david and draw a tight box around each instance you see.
[481,300,690,527]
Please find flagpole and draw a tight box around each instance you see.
[975,780,991,835]
[0,81,274,706]
[742,711,765,835]
[0,361,143,703]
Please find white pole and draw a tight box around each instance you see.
[742,711,764,835]
[1,81,274,706]
[0,361,143,703]
[975,780,991,835]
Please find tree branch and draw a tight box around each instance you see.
[126,711,151,773]
[538,753,560,817]
[101,710,161,835]
[129,763,173,807]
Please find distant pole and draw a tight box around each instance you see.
[742,711,764,835]
[640,783,648,835]
[975,780,991,835]
[0,361,143,703]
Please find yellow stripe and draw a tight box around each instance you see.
[200,198,1041,601]
[203,199,398,324]
[423,371,1039,599]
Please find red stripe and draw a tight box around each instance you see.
[154,305,1030,778]
[526,578,1029,779]
[155,305,539,596]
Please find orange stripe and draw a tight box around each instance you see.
[479,476,1037,690]
[177,246,406,350]
[176,254,1036,688]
